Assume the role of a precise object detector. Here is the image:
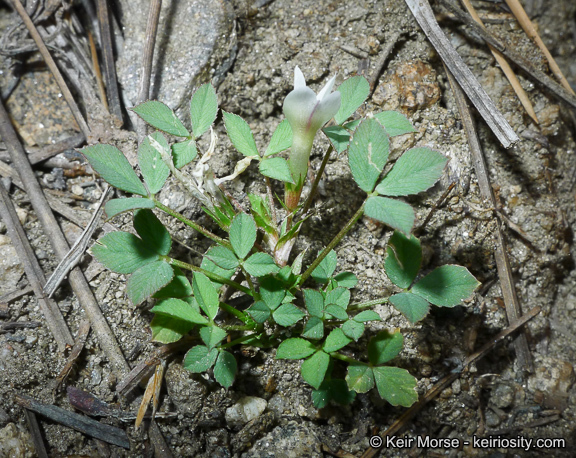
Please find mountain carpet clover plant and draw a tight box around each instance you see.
[81,67,479,409]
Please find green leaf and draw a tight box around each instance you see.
[201,256,236,289]
[259,157,295,183]
[346,364,374,393]
[342,319,365,341]
[323,328,352,353]
[311,249,338,283]
[302,316,324,340]
[259,277,286,310]
[374,111,416,137]
[200,325,227,348]
[193,272,220,320]
[368,330,403,366]
[247,301,271,323]
[322,125,351,154]
[411,265,480,307]
[335,76,370,124]
[205,246,239,270]
[132,101,190,137]
[312,379,356,408]
[348,118,389,192]
[151,298,208,325]
[303,289,324,318]
[276,337,316,360]
[265,119,292,156]
[291,249,307,276]
[138,132,171,194]
[150,314,194,343]
[334,271,358,288]
[105,197,155,219]
[353,310,382,322]
[190,83,218,139]
[153,267,194,301]
[172,139,198,169]
[223,111,259,157]
[273,303,305,327]
[385,230,422,288]
[389,293,430,323]
[133,209,172,255]
[376,147,448,196]
[127,261,174,305]
[301,351,330,389]
[214,351,237,388]
[365,196,415,235]
[183,345,218,373]
[229,213,257,260]
[81,144,147,196]
[249,193,275,235]
[343,119,361,131]
[373,366,418,407]
[90,232,158,274]
[325,287,350,309]
[324,304,348,320]
[244,252,280,277]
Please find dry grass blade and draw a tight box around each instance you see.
[135,362,165,428]
[504,0,576,96]
[460,0,539,124]
[404,0,519,148]
[444,66,533,372]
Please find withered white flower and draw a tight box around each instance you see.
[283,66,341,187]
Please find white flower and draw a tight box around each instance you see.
[283,66,341,186]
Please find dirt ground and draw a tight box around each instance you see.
[1,0,576,456]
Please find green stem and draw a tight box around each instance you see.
[302,144,333,214]
[220,332,259,349]
[330,352,360,365]
[167,258,253,296]
[219,301,254,326]
[153,197,231,248]
[299,199,367,285]
[348,297,389,311]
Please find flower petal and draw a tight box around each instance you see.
[317,74,337,101]
[294,66,306,90]
[283,86,318,135]
[309,91,341,132]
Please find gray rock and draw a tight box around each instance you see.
[242,420,322,458]
[225,396,267,428]
[116,0,236,120]
[165,362,207,417]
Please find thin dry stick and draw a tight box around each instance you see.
[360,306,540,458]
[96,0,123,121]
[504,0,576,96]
[460,0,539,124]
[368,30,404,95]
[87,30,109,112]
[404,0,519,148]
[445,66,533,372]
[44,186,113,297]
[439,0,576,110]
[0,98,130,378]
[0,182,73,350]
[136,0,163,142]
[8,0,90,137]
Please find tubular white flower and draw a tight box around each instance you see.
[283,66,341,187]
